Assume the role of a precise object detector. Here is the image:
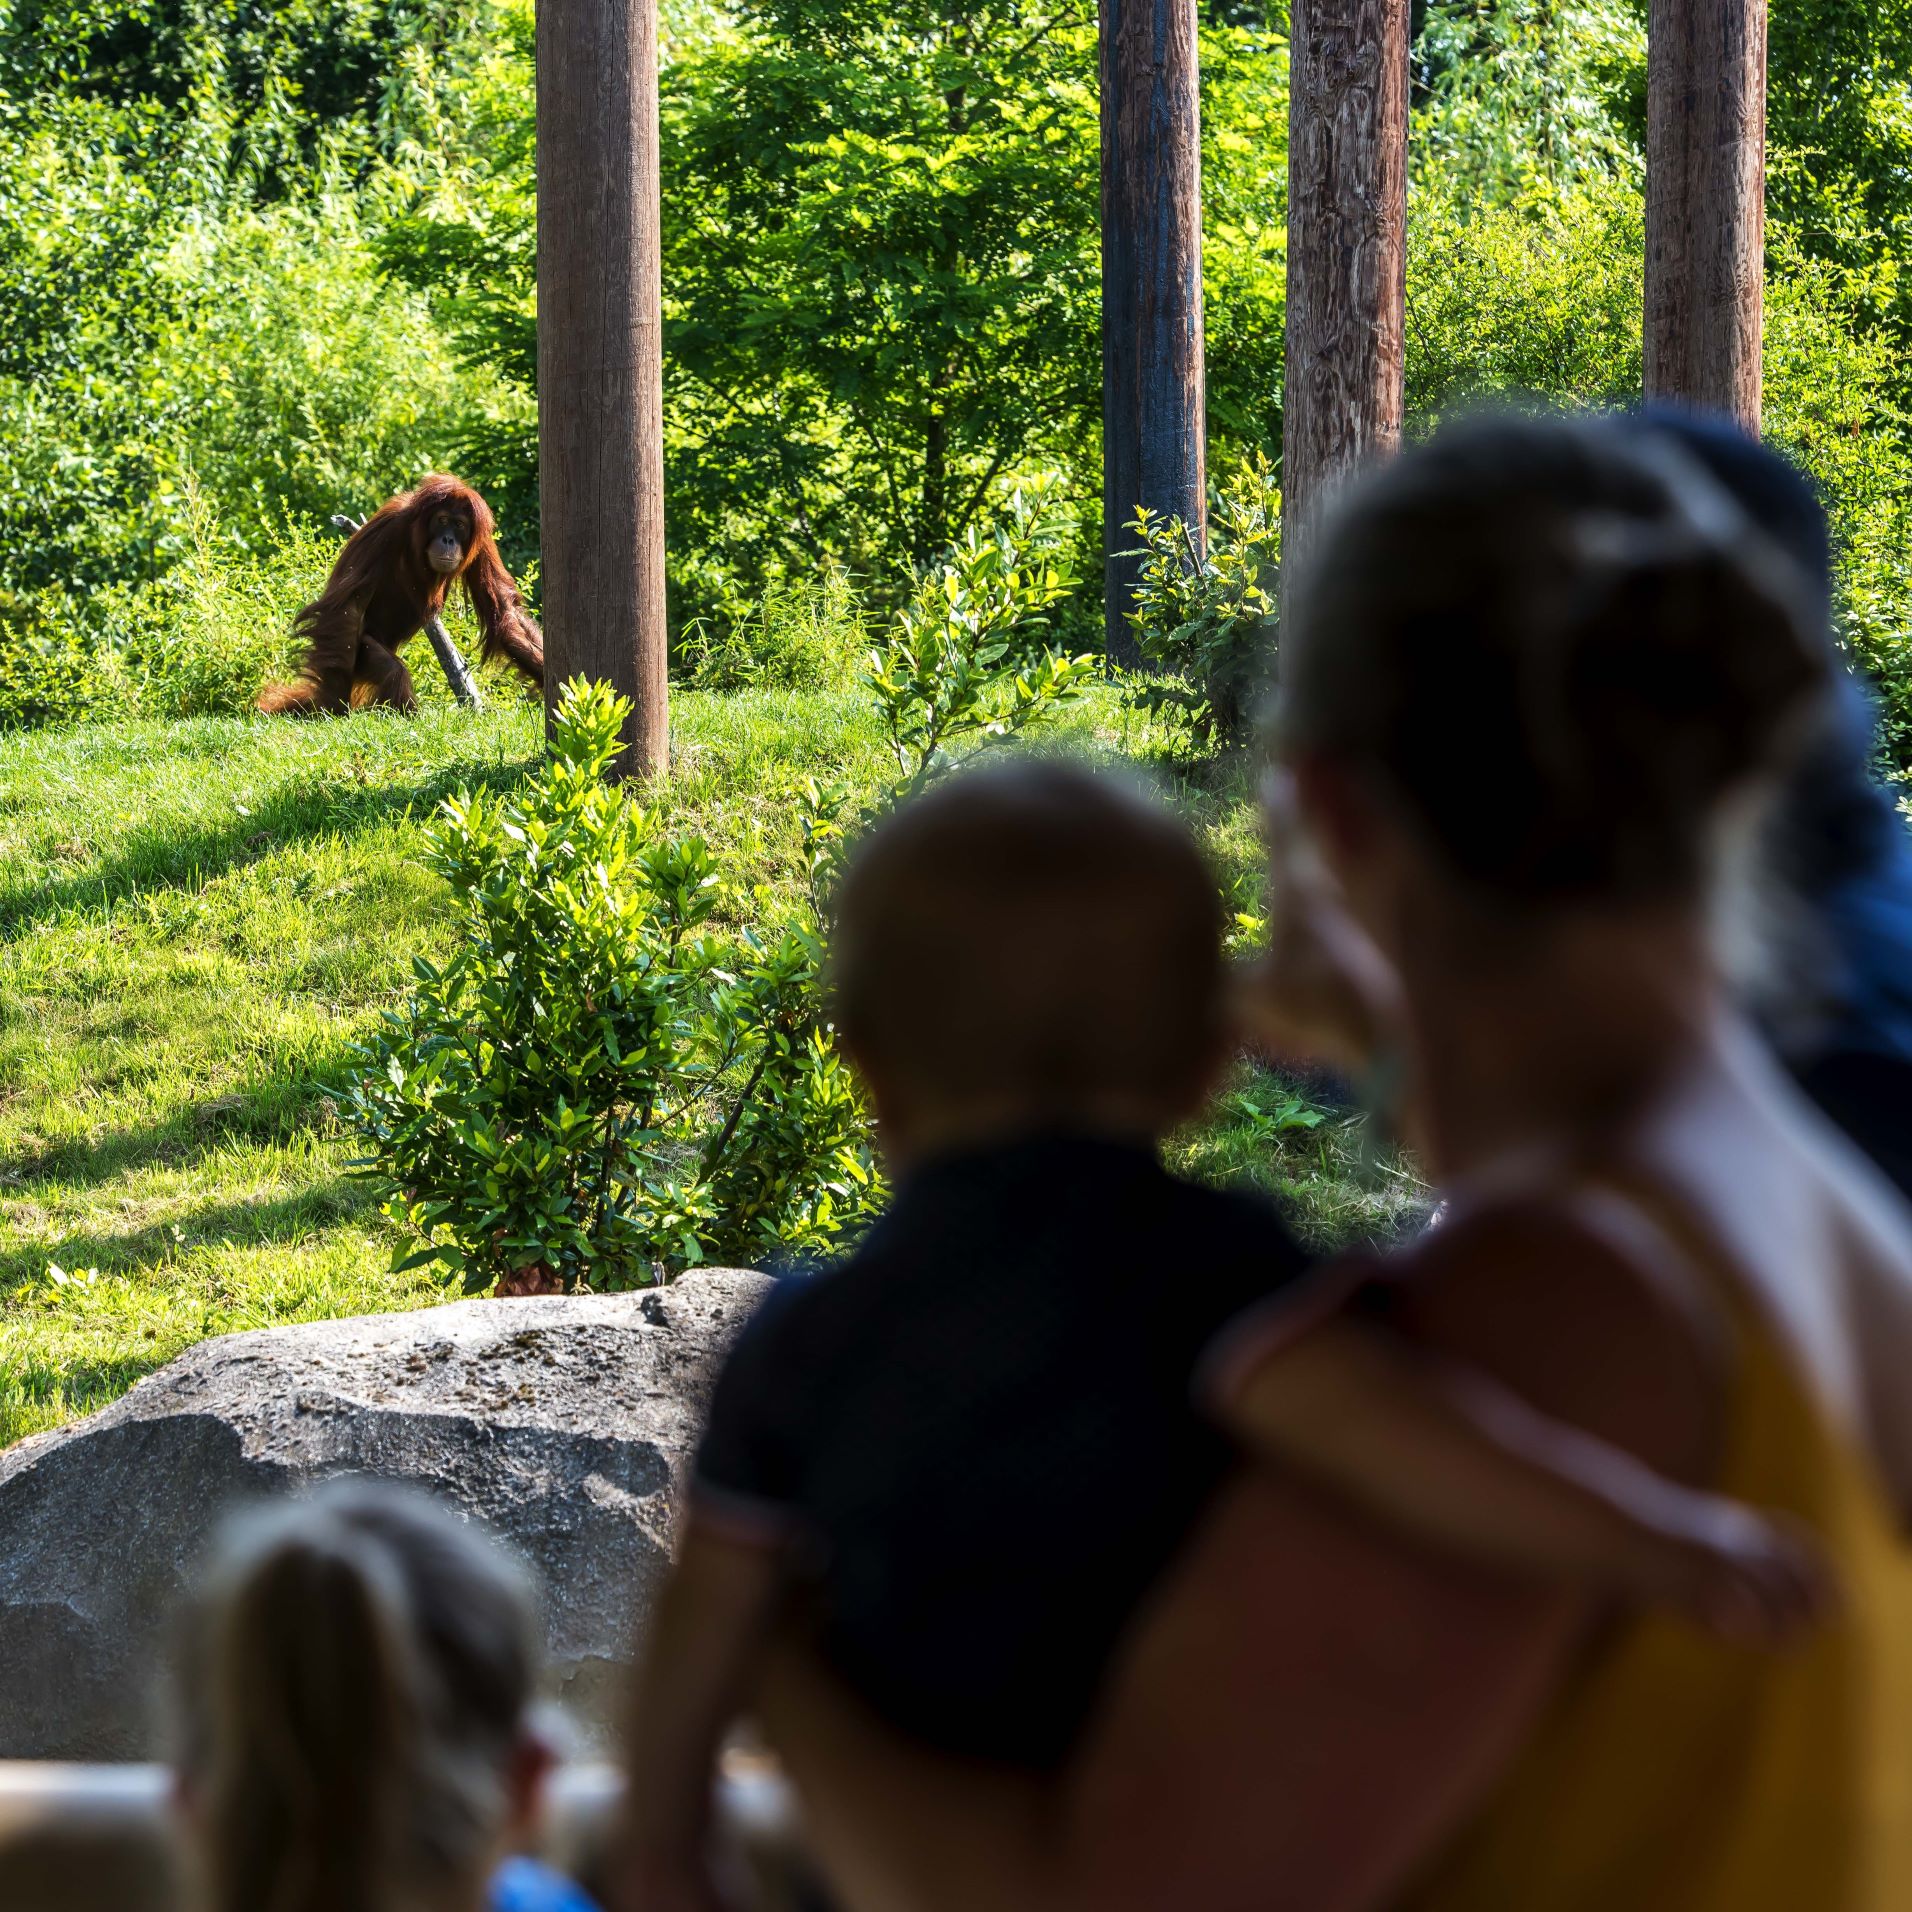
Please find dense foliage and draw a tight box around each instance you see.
[348,500,1095,1289]
[343,679,880,1287]
[1124,456,1280,753]
[376,0,1287,628]
[2,0,1911,752]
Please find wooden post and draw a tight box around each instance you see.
[1281,0,1409,574]
[536,0,670,776]
[1101,0,1207,668]
[1644,0,1767,428]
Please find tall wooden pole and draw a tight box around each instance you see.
[1101,0,1206,668]
[536,0,670,776]
[1644,0,1767,428]
[1281,0,1409,574]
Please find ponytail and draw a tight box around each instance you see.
[178,1485,539,1912]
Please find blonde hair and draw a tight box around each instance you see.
[175,1482,541,1912]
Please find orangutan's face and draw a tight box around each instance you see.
[425,509,470,577]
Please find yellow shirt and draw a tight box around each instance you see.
[1410,1190,1912,1911]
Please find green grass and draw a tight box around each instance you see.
[0,688,1410,1449]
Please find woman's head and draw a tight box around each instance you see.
[174,1481,547,1912]
[1277,411,1830,930]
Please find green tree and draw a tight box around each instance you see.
[0,0,482,190]
[375,0,1289,627]
[0,93,207,592]
[1411,0,1645,202]
[372,0,540,560]
[1765,0,1912,362]
[1410,0,1912,370]
[660,0,1103,586]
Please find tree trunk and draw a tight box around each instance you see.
[1644,0,1767,428]
[536,0,670,777]
[1281,0,1409,580]
[1101,0,1206,669]
[922,383,950,563]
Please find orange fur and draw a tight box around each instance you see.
[259,476,543,716]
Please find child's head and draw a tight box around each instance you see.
[830,758,1225,1158]
[173,1480,547,1912]
[1276,410,1830,937]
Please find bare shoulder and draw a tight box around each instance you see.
[1387,1192,1728,1482]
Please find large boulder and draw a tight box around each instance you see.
[0,1270,770,1759]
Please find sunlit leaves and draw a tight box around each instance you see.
[1123,453,1280,754]
[339,678,884,1292]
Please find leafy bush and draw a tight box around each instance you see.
[0,95,203,597]
[0,596,126,732]
[859,480,1096,804]
[682,564,868,692]
[1405,180,1647,418]
[346,487,1099,1289]
[342,679,883,1292]
[93,486,331,719]
[156,198,515,552]
[1761,233,1912,770]
[1123,455,1280,752]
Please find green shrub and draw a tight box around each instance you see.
[1123,454,1280,753]
[860,479,1097,803]
[683,564,868,692]
[156,198,525,548]
[800,479,1098,913]
[1405,180,1646,418]
[346,488,1100,1288]
[1762,235,1912,771]
[1835,489,1912,770]
[341,679,883,1292]
[0,96,198,597]
[0,595,126,732]
[95,486,331,719]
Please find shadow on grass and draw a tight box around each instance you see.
[1,1059,362,1194]
[0,1179,379,1298]
[0,745,538,935]
[0,1351,176,1430]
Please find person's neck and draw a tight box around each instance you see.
[1395,900,1722,1185]
[882,1098,1165,1178]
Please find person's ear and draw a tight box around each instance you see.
[503,1726,558,1844]
[837,1036,912,1164]
[170,1767,201,1834]
[1289,754,1375,877]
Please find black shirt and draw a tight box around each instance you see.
[693,1132,1309,1769]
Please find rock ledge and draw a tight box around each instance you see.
[0,1271,769,1758]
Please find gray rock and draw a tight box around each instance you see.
[0,1270,771,1759]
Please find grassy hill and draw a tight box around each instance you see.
[0,691,1414,1448]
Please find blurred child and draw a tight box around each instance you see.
[173,1480,599,1912]
[614,759,1829,1910]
